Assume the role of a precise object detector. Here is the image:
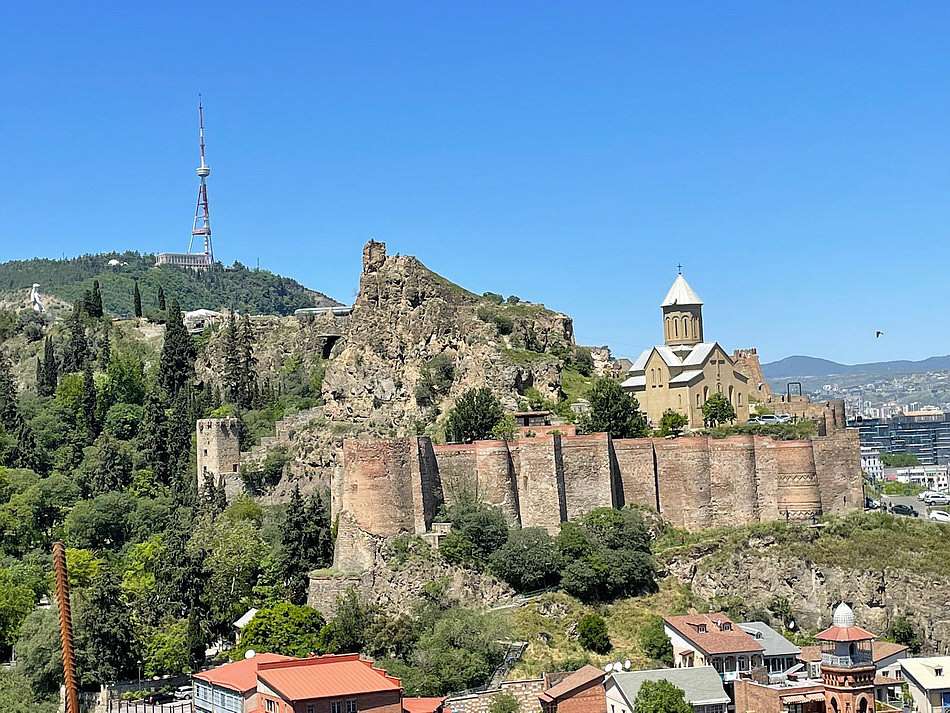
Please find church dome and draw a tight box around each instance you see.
[662,274,703,307]
[832,602,856,628]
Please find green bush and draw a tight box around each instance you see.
[489,528,561,592]
[488,692,520,713]
[639,615,673,665]
[577,613,611,653]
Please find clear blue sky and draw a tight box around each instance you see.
[3,2,949,364]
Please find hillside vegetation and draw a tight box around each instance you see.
[0,252,338,316]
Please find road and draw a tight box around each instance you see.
[879,494,948,520]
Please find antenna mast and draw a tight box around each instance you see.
[188,96,214,263]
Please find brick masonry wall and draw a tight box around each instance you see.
[433,443,478,508]
[475,440,521,525]
[445,678,546,713]
[560,432,615,520]
[752,436,782,521]
[708,435,758,526]
[612,438,658,510]
[517,436,566,533]
[813,429,863,514]
[773,440,823,520]
[654,437,712,529]
[341,437,417,536]
[307,570,370,618]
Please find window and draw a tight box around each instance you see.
[332,702,343,713]
[936,667,943,676]
[308,706,315,713]
[346,700,358,713]
[266,701,277,713]
[696,624,707,633]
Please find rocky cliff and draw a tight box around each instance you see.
[660,514,950,654]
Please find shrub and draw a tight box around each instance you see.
[488,692,520,713]
[639,616,673,665]
[572,347,594,377]
[442,501,510,569]
[446,388,505,443]
[888,615,921,653]
[489,528,561,592]
[659,409,688,437]
[415,354,456,407]
[577,613,611,653]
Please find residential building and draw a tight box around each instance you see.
[538,665,607,713]
[621,274,751,430]
[605,666,730,713]
[663,613,765,682]
[883,465,949,492]
[733,676,826,713]
[738,622,801,676]
[193,653,295,713]
[900,656,950,713]
[860,447,883,481]
[852,412,950,465]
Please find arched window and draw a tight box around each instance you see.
[682,316,689,338]
[728,385,735,404]
[696,393,701,407]
[703,386,709,402]
[738,392,743,406]
[858,698,868,713]
[693,316,699,339]
[673,319,679,338]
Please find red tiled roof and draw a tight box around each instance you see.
[872,641,908,663]
[258,654,402,702]
[539,665,606,702]
[816,626,876,642]
[194,653,296,693]
[664,614,764,655]
[403,697,445,713]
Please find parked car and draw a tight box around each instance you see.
[890,503,918,517]
[923,493,950,506]
[174,685,193,700]
[749,414,793,425]
[865,498,881,510]
[918,490,941,501]
[145,691,175,705]
[929,510,950,523]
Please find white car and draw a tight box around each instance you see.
[173,685,193,700]
[749,414,793,425]
[928,510,950,523]
[925,493,950,506]
[918,490,941,501]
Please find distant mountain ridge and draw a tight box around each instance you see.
[762,354,950,379]
[0,251,339,317]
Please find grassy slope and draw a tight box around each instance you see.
[0,251,338,316]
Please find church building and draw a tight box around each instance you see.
[621,274,750,430]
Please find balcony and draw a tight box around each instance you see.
[821,652,872,668]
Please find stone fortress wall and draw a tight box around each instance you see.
[332,428,863,572]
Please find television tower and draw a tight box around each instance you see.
[188,96,214,263]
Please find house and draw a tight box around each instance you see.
[193,653,295,713]
[538,664,607,713]
[733,677,826,713]
[899,656,950,713]
[663,613,765,682]
[605,667,730,713]
[738,622,801,677]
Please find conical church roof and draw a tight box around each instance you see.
[662,274,703,307]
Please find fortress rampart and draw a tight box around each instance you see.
[333,429,862,570]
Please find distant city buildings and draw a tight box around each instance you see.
[852,411,950,465]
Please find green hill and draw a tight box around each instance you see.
[0,252,339,316]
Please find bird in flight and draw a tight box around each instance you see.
[875,330,885,338]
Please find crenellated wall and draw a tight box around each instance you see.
[336,429,862,546]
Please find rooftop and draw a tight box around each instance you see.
[402,697,445,713]
[739,622,801,658]
[664,613,764,655]
[662,274,703,307]
[193,653,295,693]
[539,665,605,702]
[608,666,729,707]
[901,656,950,691]
[798,641,907,665]
[257,654,402,702]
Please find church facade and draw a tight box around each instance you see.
[621,274,750,429]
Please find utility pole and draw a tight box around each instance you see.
[53,541,79,713]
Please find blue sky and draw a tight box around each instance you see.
[2,2,949,364]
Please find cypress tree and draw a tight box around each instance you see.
[222,310,242,405]
[62,305,88,373]
[240,314,257,408]
[133,279,142,318]
[81,363,99,443]
[166,388,195,504]
[11,418,41,471]
[158,299,196,400]
[304,490,333,568]
[37,336,58,397]
[88,280,104,318]
[279,485,309,603]
[139,390,168,485]
[0,351,19,432]
[157,285,167,311]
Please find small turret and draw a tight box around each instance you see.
[661,272,704,347]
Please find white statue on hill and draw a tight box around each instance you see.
[30,283,45,313]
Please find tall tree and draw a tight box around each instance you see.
[74,570,137,687]
[157,284,167,311]
[80,363,98,444]
[61,305,88,374]
[132,280,142,318]
[445,388,504,443]
[279,486,309,602]
[10,418,41,472]
[87,280,103,318]
[158,299,195,400]
[0,351,18,432]
[584,377,648,438]
[37,336,58,397]
[166,388,195,504]
[139,390,168,485]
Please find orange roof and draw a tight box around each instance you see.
[258,654,402,702]
[403,697,445,713]
[816,625,876,642]
[194,653,296,693]
[539,665,606,702]
[664,614,764,655]
[872,641,908,663]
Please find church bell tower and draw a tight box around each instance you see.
[662,271,704,348]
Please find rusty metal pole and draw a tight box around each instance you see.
[53,541,80,713]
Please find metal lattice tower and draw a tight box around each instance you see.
[187,96,214,262]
